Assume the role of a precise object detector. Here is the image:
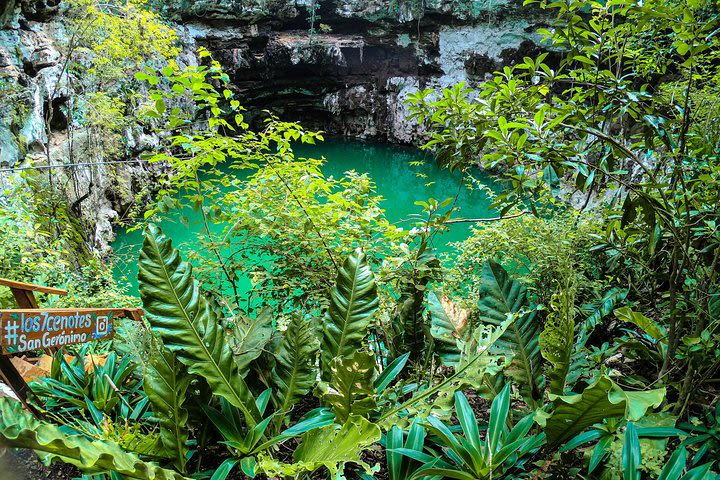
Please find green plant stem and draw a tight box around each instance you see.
[378,347,487,423]
[445,210,530,224]
[194,171,241,308]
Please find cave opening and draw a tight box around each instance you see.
[44,96,68,131]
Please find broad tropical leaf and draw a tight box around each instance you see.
[210,458,239,480]
[614,307,667,343]
[393,288,427,359]
[0,398,186,479]
[579,287,628,343]
[537,375,665,449]
[254,415,381,478]
[324,350,377,423]
[271,315,319,413]
[232,308,275,375]
[321,248,379,378]
[449,321,512,402]
[138,224,261,428]
[428,291,469,367]
[391,246,441,360]
[477,260,542,403]
[294,415,381,477]
[144,348,190,473]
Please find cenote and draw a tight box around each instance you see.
[112,138,498,296]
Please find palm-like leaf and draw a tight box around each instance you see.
[321,248,378,377]
[408,387,543,480]
[387,421,435,480]
[477,260,541,404]
[658,448,687,480]
[271,315,319,412]
[138,224,261,428]
[144,348,190,473]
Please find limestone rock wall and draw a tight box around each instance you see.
[0,1,168,252]
[0,0,549,250]
[1,0,549,162]
[180,0,547,142]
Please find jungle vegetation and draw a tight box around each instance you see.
[1,0,720,479]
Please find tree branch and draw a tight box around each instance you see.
[444,210,531,225]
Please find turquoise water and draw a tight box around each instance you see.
[112,139,497,295]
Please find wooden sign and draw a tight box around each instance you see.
[0,278,144,417]
[0,308,140,354]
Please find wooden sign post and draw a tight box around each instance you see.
[0,279,143,416]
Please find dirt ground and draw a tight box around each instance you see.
[0,449,79,480]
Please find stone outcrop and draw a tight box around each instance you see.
[0,2,165,252]
[0,0,549,250]
[179,0,547,141]
[0,0,549,158]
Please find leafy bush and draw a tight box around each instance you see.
[445,207,602,307]
[409,0,720,415]
[0,178,132,310]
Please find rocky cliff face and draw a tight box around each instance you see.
[177,0,547,142]
[0,0,549,163]
[0,0,548,249]
[0,0,167,252]
[0,0,62,166]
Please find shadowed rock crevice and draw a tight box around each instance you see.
[183,0,549,140]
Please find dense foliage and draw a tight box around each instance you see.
[0,0,719,479]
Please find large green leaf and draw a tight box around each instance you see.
[138,224,261,428]
[321,248,379,378]
[232,308,274,375]
[539,287,575,395]
[144,348,190,473]
[708,292,720,320]
[477,261,541,403]
[293,415,381,477]
[0,398,186,479]
[614,307,667,343]
[391,246,441,360]
[487,383,511,455]
[428,291,469,367]
[537,375,666,449]
[324,350,377,423]
[579,287,628,343]
[271,315,319,413]
[455,322,511,401]
[254,415,381,478]
[657,448,687,480]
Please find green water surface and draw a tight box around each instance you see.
[112,139,497,295]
